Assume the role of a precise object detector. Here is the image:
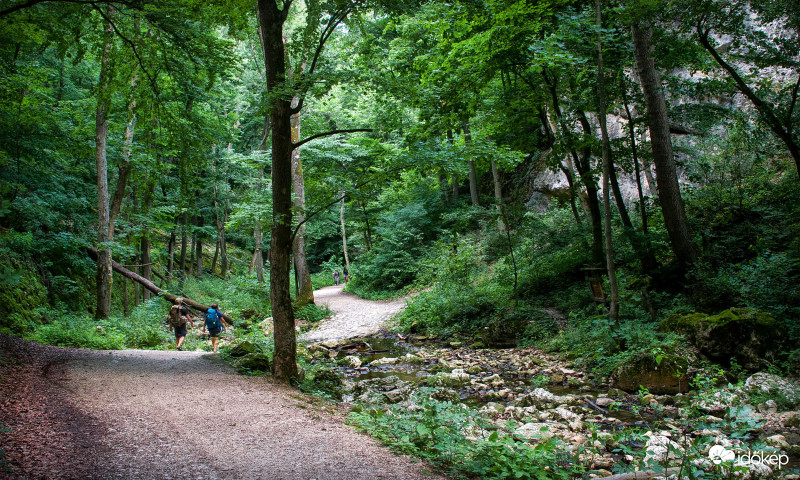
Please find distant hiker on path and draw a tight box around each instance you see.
[343,266,349,284]
[168,297,193,351]
[333,269,340,285]
[203,303,228,353]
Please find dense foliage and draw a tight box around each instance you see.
[1,0,798,377]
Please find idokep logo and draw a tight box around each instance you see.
[708,445,790,470]
[709,445,735,464]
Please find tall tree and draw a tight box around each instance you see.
[94,7,114,319]
[631,20,697,272]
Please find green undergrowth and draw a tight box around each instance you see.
[348,390,582,480]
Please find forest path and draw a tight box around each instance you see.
[301,285,408,343]
[0,336,442,479]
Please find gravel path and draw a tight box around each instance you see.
[0,288,439,480]
[302,285,408,344]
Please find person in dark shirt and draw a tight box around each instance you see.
[169,297,194,351]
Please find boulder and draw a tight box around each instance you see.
[339,355,362,368]
[229,341,261,357]
[424,369,471,387]
[611,351,691,395]
[234,353,271,373]
[431,388,461,403]
[311,370,344,400]
[660,308,778,371]
[370,357,399,365]
[514,422,555,441]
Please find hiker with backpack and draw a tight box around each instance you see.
[202,303,228,353]
[169,297,194,351]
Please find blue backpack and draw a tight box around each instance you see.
[205,308,222,330]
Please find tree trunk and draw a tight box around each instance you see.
[359,199,372,252]
[464,123,480,207]
[211,238,219,276]
[632,20,697,272]
[595,0,619,320]
[340,193,351,271]
[194,215,203,277]
[94,8,114,320]
[621,79,650,234]
[258,0,297,382]
[491,160,505,231]
[253,223,264,283]
[122,274,129,317]
[141,182,154,301]
[447,130,459,201]
[575,113,605,266]
[179,211,189,276]
[167,229,175,275]
[215,211,228,279]
[290,94,314,307]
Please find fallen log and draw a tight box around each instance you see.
[87,246,234,325]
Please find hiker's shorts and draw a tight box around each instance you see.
[208,327,222,338]
[174,324,187,338]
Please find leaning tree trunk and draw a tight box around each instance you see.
[290,94,314,307]
[94,8,114,320]
[258,0,297,382]
[632,20,697,272]
[86,247,234,324]
[595,0,619,320]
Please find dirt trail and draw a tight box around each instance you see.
[0,287,438,480]
[302,285,407,344]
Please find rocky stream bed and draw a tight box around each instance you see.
[298,333,800,478]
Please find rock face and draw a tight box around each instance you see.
[611,352,690,394]
[660,308,778,370]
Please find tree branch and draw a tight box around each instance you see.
[290,164,405,244]
[90,3,160,97]
[0,0,138,18]
[292,128,371,150]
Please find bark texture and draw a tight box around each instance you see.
[258,0,297,382]
[632,21,697,272]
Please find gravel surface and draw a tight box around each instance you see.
[0,287,442,480]
[302,285,408,344]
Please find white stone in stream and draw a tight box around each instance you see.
[554,407,580,422]
[595,397,615,408]
[371,357,399,365]
[515,423,555,440]
[765,434,790,450]
[343,355,362,368]
[644,435,684,464]
[449,369,471,385]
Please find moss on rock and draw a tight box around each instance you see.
[660,308,778,370]
[611,351,691,395]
